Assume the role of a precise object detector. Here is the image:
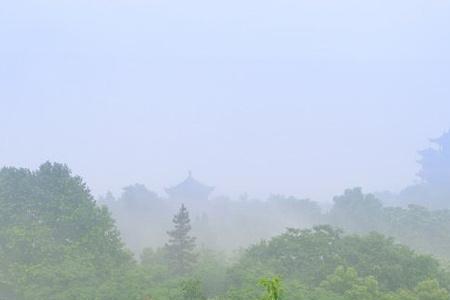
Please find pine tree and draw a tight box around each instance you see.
[165,204,197,275]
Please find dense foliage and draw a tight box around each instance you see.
[225,225,450,299]
[329,188,450,259]
[2,163,450,300]
[0,163,133,299]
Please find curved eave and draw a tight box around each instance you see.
[165,185,214,196]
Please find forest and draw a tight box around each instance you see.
[1,133,450,300]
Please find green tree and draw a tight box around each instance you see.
[181,279,206,300]
[320,266,379,300]
[260,277,282,300]
[227,226,448,294]
[415,280,450,300]
[0,162,133,300]
[165,204,197,275]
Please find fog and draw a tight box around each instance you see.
[97,128,450,254]
[2,0,450,204]
[2,1,450,299]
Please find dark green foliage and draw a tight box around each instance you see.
[227,225,448,294]
[2,162,450,300]
[165,204,197,275]
[259,277,282,300]
[0,162,133,299]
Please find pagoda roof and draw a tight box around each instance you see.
[165,172,214,196]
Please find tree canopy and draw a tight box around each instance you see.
[0,162,133,299]
[2,162,450,300]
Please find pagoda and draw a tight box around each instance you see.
[165,171,214,207]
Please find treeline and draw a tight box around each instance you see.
[226,226,450,300]
[101,130,450,260]
[101,187,322,253]
[2,162,450,300]
[102,183,450,261]
[329,188,450,260]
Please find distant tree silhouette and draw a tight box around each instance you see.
[165,204,197,275]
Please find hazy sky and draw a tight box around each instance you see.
[1,0,450,202]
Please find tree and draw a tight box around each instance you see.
[320,266,379,300]
[165,204,197,275]
[227,226,447,294]
[0,162,133,300]
[329,188,384,233]
[181,279,206,300]
[415,280,449,300]
[109,184,169,253]
[328,188,450,260]
[260,277,282,300]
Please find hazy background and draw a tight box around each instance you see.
[1,0,450,202]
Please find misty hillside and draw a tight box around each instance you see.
[92,131,450,260]
[2,0,450,299]
[2,162,450,299]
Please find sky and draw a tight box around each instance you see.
[1,0,450,202]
